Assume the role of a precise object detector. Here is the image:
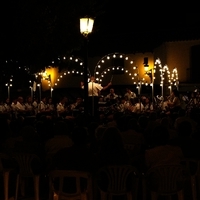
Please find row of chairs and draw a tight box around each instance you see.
[1,153,200,200]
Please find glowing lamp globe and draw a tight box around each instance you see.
[80,17,94,37]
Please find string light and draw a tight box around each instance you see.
[1,56,180,98]
[154,57,179,95]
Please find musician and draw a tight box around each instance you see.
[129,97,144,113]
[56,96,70,118]
[167,89,181,114]
[3,97,12,119]
[143,96,154,113]
[186,91,198,112]
[116,96,130,113]
[24,96,35,116]
[70,97,84,117]
[124,87,136,102]
[105,88,119,101]
[15,96,27,118]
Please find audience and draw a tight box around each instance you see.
[1,92,200,199]
[95,126,130,168]
[44,120,74,167]
[144,124,184,170]
[170,120,200,159]
[50,125,96,173]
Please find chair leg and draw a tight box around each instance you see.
[20,177,25,197]
[100,191,107,200]
[53,192,58,200]
[34,175,40,200]
[15,175,20,200]
[177,190,184,200]
[142,176,147,200]
[87,177,93,200]
[151,191,158,200]
[127,193,132,200]
[49,177,54,200]
[80,193,87,200]
[3,171,10,200]
[191,176,197,200]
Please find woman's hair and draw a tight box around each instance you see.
[100,126,124,152]
[150,124,170,146]
[173,89,179,97]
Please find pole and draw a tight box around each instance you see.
[138,81,142,112]
[51,87,52,98]
[83,37,89,116]
[30,87,33,99]
[170,86,172,94]
[8,86,10,99]
[39,85,41,102]
[151,69,154,107]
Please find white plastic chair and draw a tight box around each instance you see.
[48,170,93,200]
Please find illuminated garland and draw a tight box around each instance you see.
[154,58,179,96]
[34,56,87,88]
[3,59,31,95]
[94,52,147,88]
[2,56,179,97]
[170,68,179,88]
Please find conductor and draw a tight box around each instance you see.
[81,76,112,118]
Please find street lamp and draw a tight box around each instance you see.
[80,18,94,37]
[5,77,13,99]
[37,83,41,102]
[29,80,33,98]
[80,17,94,116]
[5,83,12,99]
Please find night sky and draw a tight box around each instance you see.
[1,1,200,65]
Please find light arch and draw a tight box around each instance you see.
[154,57,179,96]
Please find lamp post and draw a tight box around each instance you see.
[30,86,33,98]
[5,77,13,99]
[29,80,33,98]
[5,83,12,99]
[50,87,53,98]
[144,64,154,106]
[37,83,41,102]
[80,17,94,116]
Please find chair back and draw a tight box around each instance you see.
[146,164,187,195]
[96,165,139,197]
[49,170,93,200]
[13,153,41,177]
[180,158,200,200]
[181,158,200,176]
[0,152,13,172]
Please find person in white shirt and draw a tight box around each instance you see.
[56,96,69,118]
[84,76,112,118]
[32,97,39,116]
[124,87,137,102]
[11,97,18,119]
[127,97,144,113]
[24,96,34,116]
[142,96,154,113]
[105,88,118,100]
[0,99,6,114]
[4,98,12,113]
[116,97,130,113]
[15,96,26,118]
[38,97,51,117]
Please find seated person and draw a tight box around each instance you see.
[167,89,181,114]
[144,124,184,170]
